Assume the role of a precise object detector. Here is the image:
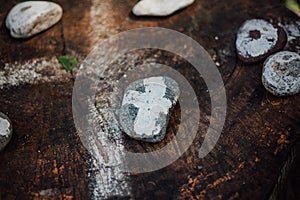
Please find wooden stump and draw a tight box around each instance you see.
[0,0,299,199]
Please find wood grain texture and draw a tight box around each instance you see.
[0,0,299,199]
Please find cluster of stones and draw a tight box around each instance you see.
[1,1,63,150]
[4,2,299,145]
[236,19,300,96]
[5,0,195,39]
[4,1,193,145]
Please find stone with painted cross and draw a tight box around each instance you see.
[118,76,180,142]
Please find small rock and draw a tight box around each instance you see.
[0,112,13,151]
[236,19,287,63]
[5,1,63,38]
[262,51,300,96]
[132,0,194,16]
[118,76,180,142]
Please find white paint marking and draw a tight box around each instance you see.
[86,97,131,199]
[82,52,160,198]
[87,1,132,198]
[122,77,171,136]
[90,1,119,44]
[0,57,71,89]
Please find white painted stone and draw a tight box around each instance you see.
[262,51,300,96]
[0,118,10,137]
[0,112,12,151]
[5,1,63,38]
[132,0,194,16]
[236,19,278,58]
[118,76,180,142]
[283,21,300,42]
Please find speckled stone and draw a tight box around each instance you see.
[236,19,287,63]
[0,112,13,151]
[262,51,300,96]
[5,1,63,38]
[132,0,194,16]
[118,76,180,143]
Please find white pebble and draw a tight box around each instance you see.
[0,112,13,151]
[132,0,194,16]
[5,1,63,38]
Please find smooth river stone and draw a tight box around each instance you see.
[118,76,180,143]
[262,51,300,96]
[5,1,63,38]
[132,0,194,16]
[0,112,13,152]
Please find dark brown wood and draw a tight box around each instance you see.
[0,0,299,199]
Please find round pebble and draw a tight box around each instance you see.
[0,112,13,151]
[262,51,300,96]
[5,1,63,38]
[236,19,287,63]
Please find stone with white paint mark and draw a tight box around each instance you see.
[118,76,180,142]
[132,0,194,16]
[262,51,300,96]
[5,1,63,38]
[284,21,300,42]
[236,19,287,63]
[0,112,13,151]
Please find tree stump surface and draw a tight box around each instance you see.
[0,0,300,199]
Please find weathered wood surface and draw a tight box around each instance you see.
[0,0,300,199]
